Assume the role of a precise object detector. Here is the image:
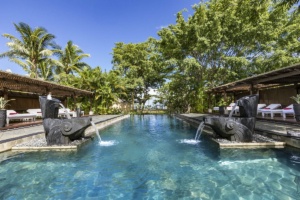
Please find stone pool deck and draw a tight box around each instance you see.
[0,115,129,153]
[176,113,300,149]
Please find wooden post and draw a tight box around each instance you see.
[89,93,94,113]
[208,92,211,109]
[45,87,50,96]
[295,83,298,94]
[223,90,227,103]
[72,93,77,109]
[3,87,8,100]
[249,83,254,95]
[62,97,67,108]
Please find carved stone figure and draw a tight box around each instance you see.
[39,96,91,145]
[204,95,258,142]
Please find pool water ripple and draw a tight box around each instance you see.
[1,115,300,199]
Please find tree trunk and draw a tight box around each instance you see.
[131,92,135,110]
[186,104,191,114]
[140,103,145,114]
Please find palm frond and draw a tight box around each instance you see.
[9,58,29,69]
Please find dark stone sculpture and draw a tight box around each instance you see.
[39,96,92,145]
[39,96,60,119]
[204,94,259,142]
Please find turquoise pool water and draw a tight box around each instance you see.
[1,115,300,199]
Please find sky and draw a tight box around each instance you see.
[0,0,200,75]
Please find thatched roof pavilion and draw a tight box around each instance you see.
[207,63,300,106]
[0,70,93,111]
[0,70,93,97]
[208,63,300,94]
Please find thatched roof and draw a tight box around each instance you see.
[0,70,93,97]
[208,63,300,93]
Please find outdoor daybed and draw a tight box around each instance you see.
[27,109,42,118]
[6,110,37,125]
[261,104,294,119]
[257,104,281,116]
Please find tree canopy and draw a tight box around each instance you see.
[112,38,169,112]
[157,0,300,112]
[0,22,59,78]
[56,40,91,75]
[1,0,300,114]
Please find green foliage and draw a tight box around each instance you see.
[275,0,300,13]
[112,38,169,113]
[59,66,126,115]
[0,22,59,79]
[0,97,15,109]
[291,94,300,104]
[2,0,300,114]
[56,40,90,75]
[157,0,300,113]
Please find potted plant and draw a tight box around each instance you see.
[76,103,82,118]
[217,99,227,115]
[0,97,15,127]
[291,94,300,122]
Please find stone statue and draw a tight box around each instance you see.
[204,94,258,142]
[39,96,92,145]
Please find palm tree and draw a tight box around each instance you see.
[0,22,59,78]
[56,40,91,75]
[39,60,55,81]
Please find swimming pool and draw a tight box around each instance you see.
[0,115,300,199]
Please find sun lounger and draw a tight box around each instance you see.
[257,104,266,110]
[6,110,36,125]
[26,108,42,118]
[281,105,295,119]
[259,104,282,117]
[256,104,266,114]
[262,104,294,119]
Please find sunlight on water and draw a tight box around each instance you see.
[219,158,278,166]
[178,139,201,145]
[99,140,118,146]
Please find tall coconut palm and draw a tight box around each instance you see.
[56,40,91,75]
[0,22,59,78]
[39,60,55,81]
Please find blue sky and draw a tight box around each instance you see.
[0,0,200,75]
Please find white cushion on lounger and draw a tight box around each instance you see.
[26,109,42,117]
[262,104,294,119]
[6,110,36,125]
[258,104,281,116]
